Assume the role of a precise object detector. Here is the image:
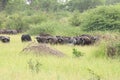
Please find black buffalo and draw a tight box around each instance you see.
[47,36,58,44]
[80,36,92,45]
[0,36,10,43]
[0,29,18,34]
[56,36,64,44]
[36,36,58,44]
[36,36,48,43]
[79,34,97,45]
[21,34,32,42]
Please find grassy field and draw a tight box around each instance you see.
[0,34,120,80]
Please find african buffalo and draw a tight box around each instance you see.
[61,36,71,44]
[79,34,97,45]
[47,36,58,44]
[21,34,32,42]
[56,36,64,44]
[0,29,18,34]
[11,30,17,34]
[0,36,10,43]
[80,36,92,45]
[36,36,48,43]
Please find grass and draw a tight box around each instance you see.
[0,34,120,80]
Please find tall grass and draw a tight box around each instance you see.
[0,35,120,80]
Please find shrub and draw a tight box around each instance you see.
[28,20,82,36]
[23,13,47,25]
[72,48,84,57]
[92,40,120,58]
[69,11,81,26]
[28,22,55,35]
[106,42,120,57]
[28,59,42,73]
[3,13,29,32]
[92,42,106,58]
[0,11,47,32]
[81,5,120,32]
[87,68,101,80]
[0,12,7,29]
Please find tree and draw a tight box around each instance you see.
[105,0,120,5]
[0,0,8,11]
[66,0,105,12]
[81,5,120,32]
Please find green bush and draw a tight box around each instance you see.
[81,5,120,32]
[92,43,106,58]
[0,12,47,32]
[87,68,101,80]
[28,22,55,35]
[0,12,7,29]
[106,42,120,57]
[92,40,120,58]
[23,13,47,25]
[72,48,84,57]
[1,13,29,31]
[69,11,81,26]
[28,20,83,36]
[28,59,42,73]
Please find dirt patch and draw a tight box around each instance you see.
[21,42,65,57]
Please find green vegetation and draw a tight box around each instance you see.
[0,35,120,80]
[81,5,120,32]
[106,41,120,57]
[0,0,120,80]
[72,48,84,57]
[69,11,81,26]
[0,0,120,34]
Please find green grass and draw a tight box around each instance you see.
[0,34,120,80]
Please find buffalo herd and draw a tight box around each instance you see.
[0,29,22,34]
[0,33,98,45]
[35,34,98,45]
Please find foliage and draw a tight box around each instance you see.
[87,68,101,80]
[3,13,29,31]
[0,0,8,11]
[69,11,81,26]
[105,0,120,5]
[28,20,83,36]
[92,43,106,58]
[0,11,47,32]
[28,59,42,73]
[28,21,55,35]
[72,48,84,57]
[4,0,25,13]
[81,5,120,32]
[106,42,120,57]
[66,0,105,12]
[0,12,7,28]
[22,13,47,25]
[1,0,120,13]
[3,0,66,13]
